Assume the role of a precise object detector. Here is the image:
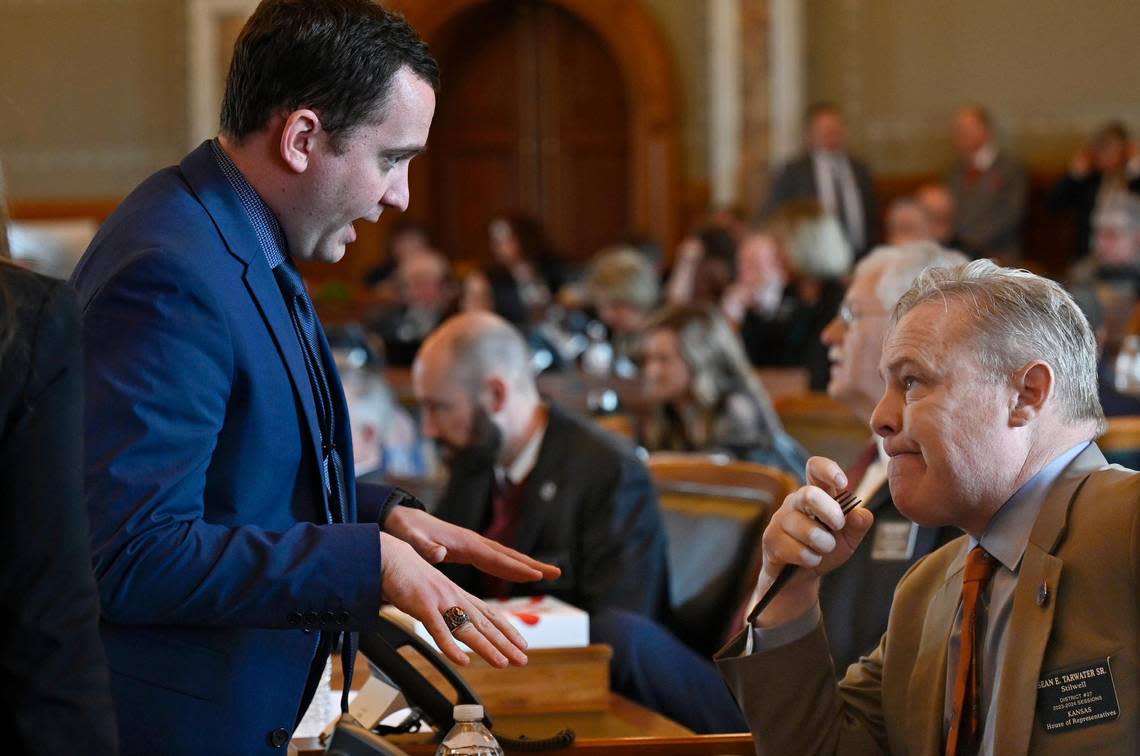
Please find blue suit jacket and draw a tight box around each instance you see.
[72,142,396,755]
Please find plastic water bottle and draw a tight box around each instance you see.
[435,704,503,756]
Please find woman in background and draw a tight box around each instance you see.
[0,256,117,753]
[485,214,562,324]
[1050,120,1140,260]
[638,304,807,480]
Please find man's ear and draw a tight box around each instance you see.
[484,376,509,414]
[1010,360,1053,427]
[279,109,322,174]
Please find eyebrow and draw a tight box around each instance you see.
[381,146,426,160]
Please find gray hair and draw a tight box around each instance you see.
[857,241,969,309]
[441,312,537,400]
[895,259,1105,430]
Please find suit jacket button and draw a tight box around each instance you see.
[267,727,290,748]
[337,611,351,625]
[286,611,302,626]
[304,610,320,627]
[322,610,337,625]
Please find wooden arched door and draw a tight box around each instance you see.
[415,0,629,265]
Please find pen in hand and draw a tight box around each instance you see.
[746,490,863,625]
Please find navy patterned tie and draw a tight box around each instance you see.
[272,258,356,713]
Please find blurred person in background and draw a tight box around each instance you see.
[586,245,661,370]
[485,214,562,324]
[638,304,808,479]
[341,365,433,481]
[459,268,495,314]
[1068,194,1140,416]
[1069,193,1140,292]
[946,105,1027,261]
[739,202,849,389]
[371,248,455,366]
[665,226,738,307]
[363,218,432,304]
[720,230,788,329]
[1050,120,1140,260]
[915,181,958,247]
[759,102,879,258]
[884,196,933,245]
[0,256,117,754]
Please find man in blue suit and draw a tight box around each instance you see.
[72,3,557,754]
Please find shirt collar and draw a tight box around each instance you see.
[812,148,847,165]
[973,441,1090,572]
[210,139,289,269]
[496,412,548,487]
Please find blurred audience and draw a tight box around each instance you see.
[665,226,737,307]
[884,196,933,245]
[738,203,849,389]
[720,230,787,329]
[946,104,1027,261]
[586,246,661,370]
[1069,193,1140,292]
[638,304,808,479]
[365,219,432,300]
[1050,120,1140,260]
[341,366,434,480]
[759,102,879,258]
[370,248,455,366]
[486,214,561,324]
[914,181,958,247]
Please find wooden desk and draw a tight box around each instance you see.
[293,645,700,754]
[291,695,729,755]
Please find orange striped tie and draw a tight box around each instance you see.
[945,545,999,755]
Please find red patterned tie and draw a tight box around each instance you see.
[946,545,999,755]
[479,478,527,598]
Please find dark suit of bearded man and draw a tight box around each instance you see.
[432,404,669,620]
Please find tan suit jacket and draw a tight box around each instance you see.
[716,443,1139,755]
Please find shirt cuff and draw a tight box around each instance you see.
[744,604,822,655]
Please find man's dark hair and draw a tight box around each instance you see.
[220,0,439,151]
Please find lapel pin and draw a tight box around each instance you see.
[1036,581,1049,607]
[540,481,557,501]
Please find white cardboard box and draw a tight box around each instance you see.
[380,595,589,652]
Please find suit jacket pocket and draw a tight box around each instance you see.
[103,625,228,702]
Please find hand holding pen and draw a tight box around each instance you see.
[746,456,877,629]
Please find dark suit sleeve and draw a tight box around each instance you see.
[0,281,117,755]
[758,163,798,221]
[578,455,669,618]
[81,251,382,628]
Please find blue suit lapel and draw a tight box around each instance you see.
[179,141,332,522]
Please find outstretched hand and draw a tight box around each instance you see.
[384,506,561,582]
[379,532,530,668]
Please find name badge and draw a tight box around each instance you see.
[1036,657,1120,734]
[870,520,917,561]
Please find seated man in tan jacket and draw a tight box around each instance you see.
[718,260,1138,755]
